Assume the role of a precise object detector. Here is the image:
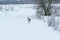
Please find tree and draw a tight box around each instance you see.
[36,0,54,16]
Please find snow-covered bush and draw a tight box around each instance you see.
[4,7,9,16]
[0,6,3,11]
[54,20,59,30]
[48,16,52,26]
[54,18,60,32]
[10,7,14,11]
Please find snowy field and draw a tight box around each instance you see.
[0,4,60,40]
[0,16,60,40]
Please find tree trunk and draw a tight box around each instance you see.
[45,9,51,16]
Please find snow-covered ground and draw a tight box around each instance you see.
[0,16,60,40]
[0,4,60,40]
[0,4,37,16]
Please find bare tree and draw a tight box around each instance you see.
[36,0,54,16]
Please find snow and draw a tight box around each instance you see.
[0,16,60,40]
[0,4,60,40]
[0,4,36,17]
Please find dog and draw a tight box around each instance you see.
[27,17,31,23]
